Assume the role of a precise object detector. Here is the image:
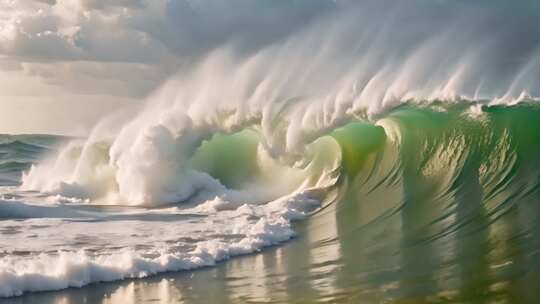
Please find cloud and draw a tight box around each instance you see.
[80,0,146,10]
[0,0,336,92]
[1,0,337,62]
[34,0,57,5]
[0,0,337,133]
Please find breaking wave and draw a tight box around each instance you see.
[3,0,540,298]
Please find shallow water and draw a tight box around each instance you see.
[3,197,539,304]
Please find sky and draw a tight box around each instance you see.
[1,0,540,135]
[0,0,337,134]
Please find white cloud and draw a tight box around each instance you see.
[0,0,336,134]
[1,0,335,62]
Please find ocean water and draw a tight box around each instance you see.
[1,103,540,303]
[3,0,540,302]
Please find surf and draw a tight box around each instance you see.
[2,0,540,299]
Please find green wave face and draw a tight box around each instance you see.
[188,129,261,189]
[187,103,540,207]
[184,103,540,301]
[325,103,540,302]
[330,122,386,179]
[187,128,344,199]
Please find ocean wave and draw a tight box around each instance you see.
[3,0,540,298]
[3,102,540,298]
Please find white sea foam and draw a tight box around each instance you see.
[0,191,318,297]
